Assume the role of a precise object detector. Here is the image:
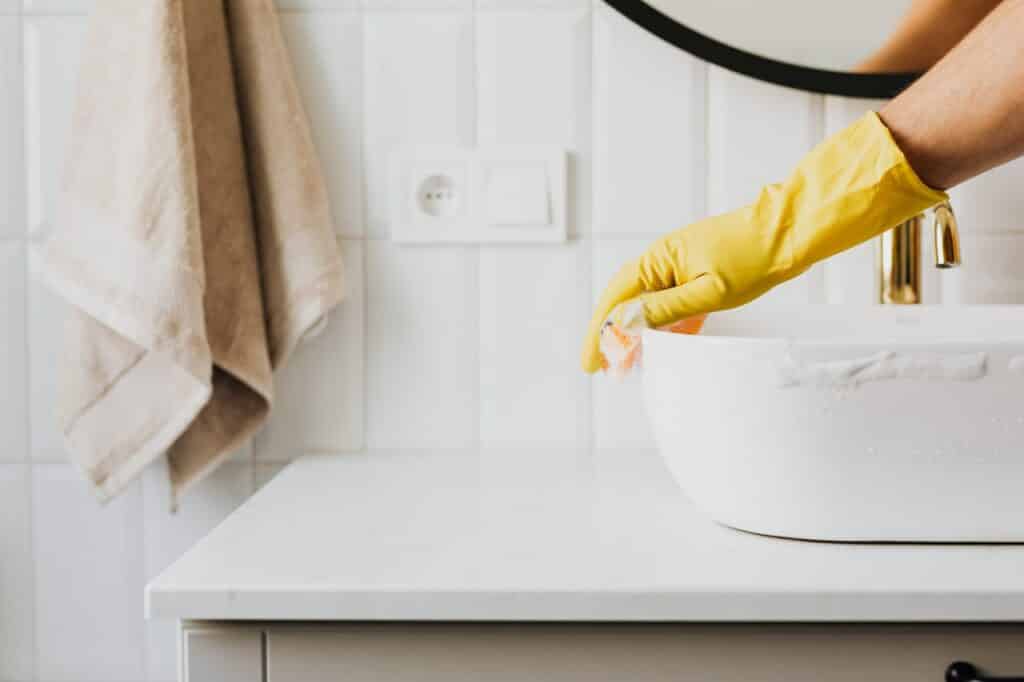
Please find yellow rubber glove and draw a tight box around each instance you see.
[582,111,947,373]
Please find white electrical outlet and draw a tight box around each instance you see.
[415,173,461,218]
[390,146,567,244]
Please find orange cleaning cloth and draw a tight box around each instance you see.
[599,300,705,378]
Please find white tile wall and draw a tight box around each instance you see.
[363,10,474,234]
[0,16,22,236]
[0,243,27,461]
[708,68,823,211]
[475,15,586,146]
[954,158,1024,232]
[593,6,705,237]
[478,243,590,448]
[944,232,1024,304]
[4,1,1024,680]
[33,466,145,681]
[28,262,67,460]
[256,240,366,460]
[280,11,365,237]
[366,242,478,449]
[23,15,86,239]
[477,7,591,237]
[0,464,34,681]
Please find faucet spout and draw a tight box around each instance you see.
[933,201,962,269]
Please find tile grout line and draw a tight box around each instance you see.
[356,237,369,455]
[703,64,714,217]
[13,6,43,678]
[357,0,373,456]
[581,5,596,459]
[137,464,149,681]
[469,0,482,451]
[696,58,709,221]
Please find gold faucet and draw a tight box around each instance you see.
[878,201,961,304]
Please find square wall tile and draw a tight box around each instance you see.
[943,232,1024,304]
[953,157,1024,233]
[476,9,589,145]
[364,11,473,234]
[0,17,22,235]
[822,96,888,305]
[280,11,364,237]
[144,461,253,682]
[256,240,364,460]
[0,0,17,12]
[479,243,589,448]
[24,16,87,239]
[0,243,27,460]
[28,254,67,460]
[824,95,887,133]
[591,239,655,450]
[593,6,705,237]
[366,242,477,450]
[707,67,824,305]
[33,464,145,681]
[708,67,821,211]
[0,464,34,680]
[476,9,590,236]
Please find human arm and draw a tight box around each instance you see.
[856,0,1003,73]
[880,0,1024,189]
[582,0,1024,373]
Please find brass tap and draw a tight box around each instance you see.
[878,201,961,304]
[933,201,962,269]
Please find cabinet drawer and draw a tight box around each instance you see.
[266,624,1024,682]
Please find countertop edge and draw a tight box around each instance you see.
[146,586,1024,623]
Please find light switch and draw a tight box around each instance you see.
[485,164,550,227]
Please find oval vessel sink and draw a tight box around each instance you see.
[643,305,1024,542]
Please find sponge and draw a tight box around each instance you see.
[598,299,705,378]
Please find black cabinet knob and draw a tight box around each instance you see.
[946,661,1024,682]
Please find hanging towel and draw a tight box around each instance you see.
[40,0,345,505]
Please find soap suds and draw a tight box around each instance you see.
[779,351,987,388]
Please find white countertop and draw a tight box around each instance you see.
[147,450,1024,622]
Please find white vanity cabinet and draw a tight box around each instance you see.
[151,455,1024,682]
[183,623,1024,682]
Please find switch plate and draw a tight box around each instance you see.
[390,145,567,244]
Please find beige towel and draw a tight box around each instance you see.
[41,0,345,504]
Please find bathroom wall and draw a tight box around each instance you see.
[1,1,1023,680]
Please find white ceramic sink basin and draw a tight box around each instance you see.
[643,305,1024,542]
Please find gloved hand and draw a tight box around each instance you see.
[582,111,948,373]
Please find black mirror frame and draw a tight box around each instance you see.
[605,0,921,99]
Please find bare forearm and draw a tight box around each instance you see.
[857,0,1003,72]
[880,0,1024,189]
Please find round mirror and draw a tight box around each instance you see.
[605,0,921,98]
